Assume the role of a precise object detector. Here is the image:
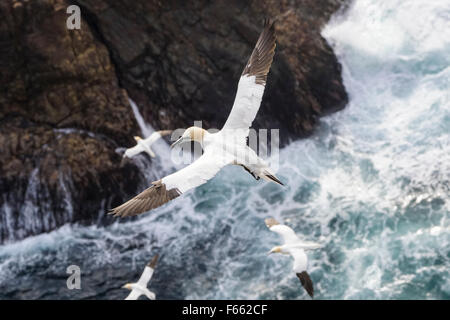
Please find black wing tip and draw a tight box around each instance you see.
[262,18,276,40]
[107,202,133,218]
[265,173,285,186]
[242,17,277,84]
[263,18,277,40]
[148,254,159,268]
[107,208,121,218]
[263,17,276,29]
[297,271,314,298]
[106,183,182,218]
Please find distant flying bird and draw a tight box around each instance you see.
[110,19,282,218]
[123,130,172,159]
[122,255,159,300]
[265,218,322,298]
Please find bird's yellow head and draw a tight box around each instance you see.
[265,218,279,228]
[134,136,142,142]
[122,283,132,290]
[171,126,207,148]
[268,246,283,255]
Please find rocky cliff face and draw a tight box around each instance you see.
[77,0,349,139]
[0,0,348,243]
[0,0,142,242]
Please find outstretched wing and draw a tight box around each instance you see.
[124,144,145,158]
[144,130,173,146]
[221,19,276,140]
[137,255,158,287]
[137,266,154,287]
[269,224,299,245]
[291,241,323,251]
[109,149,232,217]
[291,248,313,297]
[291,248,313,298]
[125,290,142,300]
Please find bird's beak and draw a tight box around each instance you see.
[267,250,274,255]
[170,137,184,149]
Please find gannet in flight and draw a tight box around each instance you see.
[122,255,159,300]
[265,218,322,298]
[109,19,282,218]
[123,130,172,159]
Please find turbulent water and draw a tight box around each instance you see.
[0,0,449,299]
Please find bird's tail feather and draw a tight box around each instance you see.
[262,170,284,186]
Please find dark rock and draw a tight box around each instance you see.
[76,0,349,141]
[0,0,349,242]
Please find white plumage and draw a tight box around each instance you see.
[123,130,172,159]
[222,75,266,142]
[269,224,323,250]
[110,20,281,218]
[123,255,158,300]
[266,218,322,298]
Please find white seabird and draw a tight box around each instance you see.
[110,19,283,218]
[123,130,172,159]
[122,255,159,300]
[265,218,322,298]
